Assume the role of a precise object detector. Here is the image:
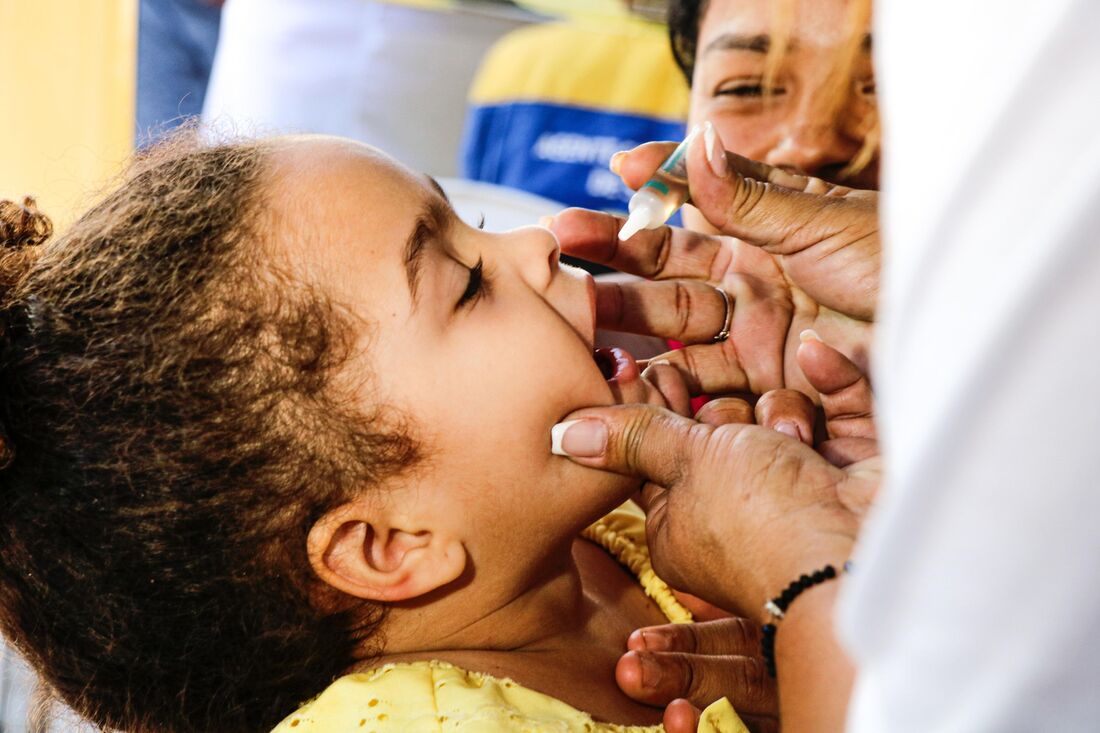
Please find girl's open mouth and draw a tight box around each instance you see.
[593,347,637,383]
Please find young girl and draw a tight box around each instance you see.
[0,135,746,732]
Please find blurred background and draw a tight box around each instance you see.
[0,0,686,230]
[0,1,683,729]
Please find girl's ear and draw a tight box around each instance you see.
[307,500,466,602]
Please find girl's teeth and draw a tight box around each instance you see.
[594,349,616,380]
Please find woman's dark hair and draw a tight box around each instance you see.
[668,0,710,84]
[0,135,418,732]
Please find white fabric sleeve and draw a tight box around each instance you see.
[839,0,1100,730]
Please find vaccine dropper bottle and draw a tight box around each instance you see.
[618,127,699,241]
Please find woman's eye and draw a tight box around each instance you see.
[715,81,785,99]
[457,257,487,309]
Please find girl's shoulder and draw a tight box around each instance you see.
[270,659,664,732]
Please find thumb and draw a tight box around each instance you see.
[551,404,711,486]
[686,121,877,256]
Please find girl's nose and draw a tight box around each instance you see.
[500,225,560,292]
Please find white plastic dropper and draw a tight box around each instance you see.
[618,126,699,241]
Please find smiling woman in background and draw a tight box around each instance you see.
[667,0,878,231]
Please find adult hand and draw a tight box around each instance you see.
[551,228,873,401]
[616,619,777,733]
[554,205,873,397]
[549,124,878,397]
[614,123,880,320]
[613,382,832,730]
[598,337,876,732]
[553,337,879,616]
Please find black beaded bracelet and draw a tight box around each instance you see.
[760,563,849,678]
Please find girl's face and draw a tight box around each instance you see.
[268,137,635,567]
[689,0,878,192]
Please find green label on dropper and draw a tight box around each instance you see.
[643,180,671,195]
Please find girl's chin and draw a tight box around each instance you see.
[574,468,642,520]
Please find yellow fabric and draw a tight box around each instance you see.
[271,503,747,732]
[467,20,689,121]
[513,0,631,21]
[582,504,693,625]
[381,0,634,19]
[0,0,137,229]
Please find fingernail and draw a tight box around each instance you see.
[682,124,702,161]
[639,628,672,651]
[774,420,801,441]
[639,653,664,690]
[609,151,627,176]
[538,214,555,229]
[550,419,607,457]
[702,121,729,178]
[799,328,822,343]
[640,359,671,379]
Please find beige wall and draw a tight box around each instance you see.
[0,1,138,229]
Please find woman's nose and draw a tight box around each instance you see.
[500,225,560,291]
[764,107,860,180]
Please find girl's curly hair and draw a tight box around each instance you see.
[0,134,418,733]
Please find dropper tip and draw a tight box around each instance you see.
[618,212,645,241]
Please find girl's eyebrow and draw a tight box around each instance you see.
[404,197,450,310]
[426,174,451,203]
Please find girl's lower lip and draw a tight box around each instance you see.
[593,347,637,382]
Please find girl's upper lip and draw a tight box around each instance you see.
[557,262,597,350]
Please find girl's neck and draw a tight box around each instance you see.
[358,537,669,726]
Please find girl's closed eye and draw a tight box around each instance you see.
[457,257,488,309]
[456,213,489,310]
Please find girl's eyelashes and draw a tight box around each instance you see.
[454,214,487,310]
[457,257,488,309]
